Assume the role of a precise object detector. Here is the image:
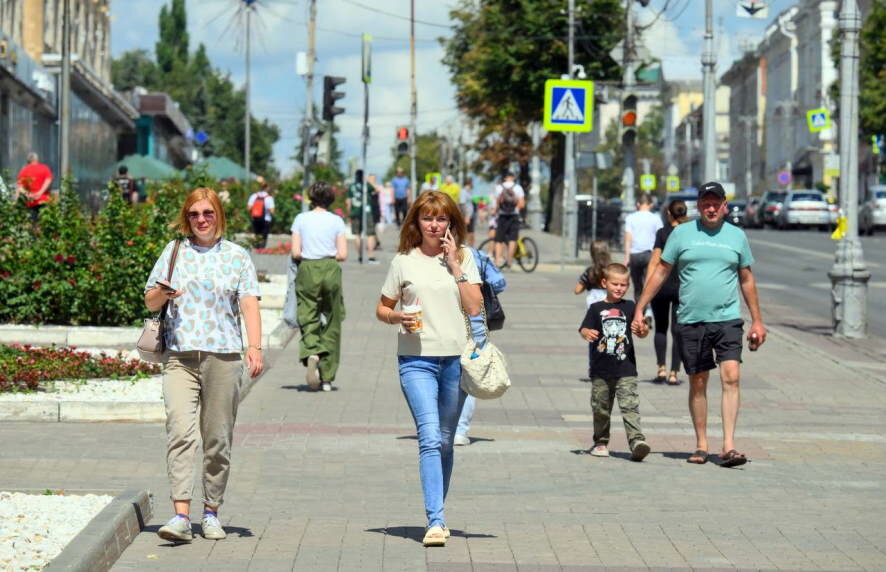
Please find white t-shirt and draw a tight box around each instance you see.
[290,209,347,260]
[494,182,525,215]
[381,247,482,356]
[625,210,663,253]
[459,187,474,219]
[247,191,275,222]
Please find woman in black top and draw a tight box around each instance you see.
[645,200,689,384]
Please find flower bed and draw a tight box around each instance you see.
[0,345,159,393]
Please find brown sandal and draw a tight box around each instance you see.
[719,449,747,468]
[687,450,708,464]
[667,371,680,385]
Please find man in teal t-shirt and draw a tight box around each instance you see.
[633,181,767,468]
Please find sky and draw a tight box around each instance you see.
[109,0,801,179]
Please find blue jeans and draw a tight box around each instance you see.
[398,355,466,528]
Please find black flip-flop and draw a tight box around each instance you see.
[719,449,747,468]
[687,449,708,464]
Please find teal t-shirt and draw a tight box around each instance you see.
[661,221,754,325]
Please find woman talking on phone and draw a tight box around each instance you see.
[144,187,263,543]
[376,191,483,547]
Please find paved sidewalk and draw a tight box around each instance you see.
[2,228,885,571]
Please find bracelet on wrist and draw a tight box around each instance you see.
[387,310,395,325]
[248,344,262,350]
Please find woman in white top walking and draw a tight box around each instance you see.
[145,187,264,543]
[291,182,348,391]
[376,191,483,547]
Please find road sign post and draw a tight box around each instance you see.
[806,108,831,133]
[666,175,680,192]
[639,174,656,192]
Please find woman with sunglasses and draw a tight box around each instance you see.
[144,187,264,543]
[376,191,483,547]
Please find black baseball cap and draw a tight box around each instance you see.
[698,181,726,199]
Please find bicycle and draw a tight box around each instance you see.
[477,235,539,273]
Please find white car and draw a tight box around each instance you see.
[776,190,831,230]
[860,186,886,235]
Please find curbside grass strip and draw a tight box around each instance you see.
[43,489,152,572]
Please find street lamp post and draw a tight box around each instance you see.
[701,0,717,182]
[828,0,870,338]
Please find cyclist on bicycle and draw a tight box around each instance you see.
[492,172,525,269]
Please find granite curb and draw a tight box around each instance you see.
[43,488,152,572]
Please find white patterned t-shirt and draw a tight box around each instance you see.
[145,238,261,353]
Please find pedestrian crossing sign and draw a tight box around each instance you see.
[543,79,594,133]
[640,174,656,191]
[666,176,680,192]
[806,108,830,133]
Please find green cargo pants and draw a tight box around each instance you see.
[590,376,645,447]
[295,258,345,382]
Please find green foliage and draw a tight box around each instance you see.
[0,344,159,392]
[385,133,443,181]
[111,2,280,176]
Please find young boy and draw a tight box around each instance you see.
[579,263,651,461]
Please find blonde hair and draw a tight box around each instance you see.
[170,187,227,239]
[398,191,467,263]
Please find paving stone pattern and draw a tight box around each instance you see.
[1,230,885,570]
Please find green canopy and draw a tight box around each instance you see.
[116,154,178,180]
[196,156,252,181]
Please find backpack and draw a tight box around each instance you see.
[251,195,266,219]
[498,186,519,215]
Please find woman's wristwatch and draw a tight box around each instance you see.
[455,273,468,283]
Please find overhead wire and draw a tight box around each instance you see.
[339,0,451,29]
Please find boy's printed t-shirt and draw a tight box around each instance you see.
[661,220,754,325]
[145,238,261,353]
[580,299,638,378]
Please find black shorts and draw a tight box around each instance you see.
[677,319,743,374]
[494,215,520,243]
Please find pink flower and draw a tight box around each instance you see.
[54,254,64,263]
[334,208,344,216]
[66,256,76,264]
[294,194,303,201]
[126,240,134,246]
[32,280,42,289]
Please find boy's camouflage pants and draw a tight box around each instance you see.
[590,376,646,446]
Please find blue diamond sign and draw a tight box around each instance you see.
[543,79,594,133]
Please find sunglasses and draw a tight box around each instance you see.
[187,209,216,221]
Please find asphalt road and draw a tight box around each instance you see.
[745,227,886,337]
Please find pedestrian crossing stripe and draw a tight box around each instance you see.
[543,79,594,133]
[806,108,830,133]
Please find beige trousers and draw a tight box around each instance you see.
[163,351,243,507]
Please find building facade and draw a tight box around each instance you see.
[674,85,731,192]
[722,51,767,199]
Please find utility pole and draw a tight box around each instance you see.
[59,0,71,181]
[359,34,372,265]
[409,0,418,202]
[244,4,252,185]
[560,0,577,268]
[701,0,717,182]
[300,0,317,213]
[738,116,755,199]
[527,122,544,231]
[829,0,869,338]
[619,0,637,249]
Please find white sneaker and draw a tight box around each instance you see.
[321,381,332,392]
[201,512,226,540]
[644,307,653,329]
[590,443,610,457]
[305,355,320,389]
[157,515,193,543]
[454,434,470,446]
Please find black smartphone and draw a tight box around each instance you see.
[155,281,176,292]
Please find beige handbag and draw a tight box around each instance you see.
[459,306,510,399]
[136,240,181,363]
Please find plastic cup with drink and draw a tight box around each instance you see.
[402,300,423,334]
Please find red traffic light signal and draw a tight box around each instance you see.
[397,127,409,140]
[622,110,637,128]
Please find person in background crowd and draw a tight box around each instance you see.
[623,194,662,325]
[367,173,384,249]
[217,179,232,205]
[376,191,483,547]
[645,200,690,385]
[114,165,138,205]
[459,176,476,247]
[145,187,263,543]
[439,174,461,204]
[381,181,395,225]
[391,167,411,226]
[634,182,767,468]
[15,152,53,222]
[491,172,525,269]
[291,182,348,392]
[247,177,275,249]
[346,170,378,264]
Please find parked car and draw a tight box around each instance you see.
[744,196,764,228]
[761,190,788,227]
[860,185,886,235]
[775,190,831,230]
[727,200,747,226]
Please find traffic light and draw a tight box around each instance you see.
[322,76,346,121]
[621,94,638,144]
[395,127,409,156]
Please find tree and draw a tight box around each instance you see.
[156,0,189,75]
[110,50,160,92]
[442,0,624,232]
